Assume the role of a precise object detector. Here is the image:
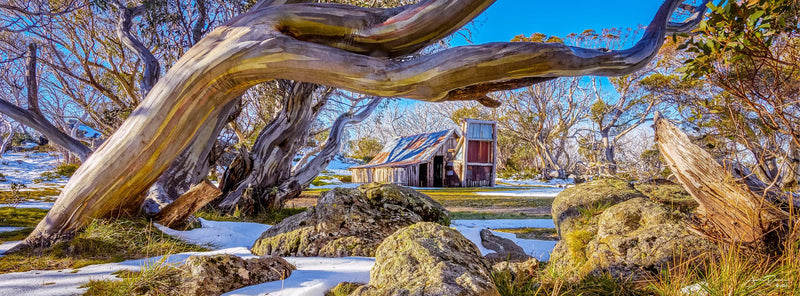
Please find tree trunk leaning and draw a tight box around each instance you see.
[21,0,710,248]
[654,115,787,245]
[155,179,221,229]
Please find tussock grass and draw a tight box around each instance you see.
[0,218,207,274]
[82,258,182,296]
[0,187,61,203]
[325,282,363,296]
[493,264,646,296]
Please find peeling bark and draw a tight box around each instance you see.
[654,114,787,245]
[23,0,708,248]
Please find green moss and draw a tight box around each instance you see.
[0,207,48,227]
[325,282,363,296]
[0,187,61,203]
[565,229,594,265]
[0,227,34,242]
[0,218,207,274]
[634,184,698,213]
[33,164,79,183]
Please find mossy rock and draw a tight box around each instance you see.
[549,180,713,281]
[634,183,698,213]
[251,183,450,257]
[178,254,294,296]
[351,222,500,296]
[552,178,644,238]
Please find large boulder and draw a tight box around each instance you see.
[178,254,295,296]
[351,222,500,296]
[251,183,450,257]
[550,179,713,280]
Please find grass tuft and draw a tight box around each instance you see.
[82,257,182,296]
[0,218,207,274]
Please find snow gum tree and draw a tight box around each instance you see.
[16,0,710,248]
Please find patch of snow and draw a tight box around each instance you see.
[0,202,54,209]
[0,247,255,296]
[475,187,564,198]
[155,218,270,250]
[452,219,557,261]
[0,241,21,257]
[308,183,361,189]
[323,155,361,176]
[224,257,374,296]
[0,227,23,233]
[0,152,67,187]
[496,178,574,187]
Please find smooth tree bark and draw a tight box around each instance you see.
[21,0,710,248]
[654,114,788,245]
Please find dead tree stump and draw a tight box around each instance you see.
[654,115,787,245]
[156,179,221,229]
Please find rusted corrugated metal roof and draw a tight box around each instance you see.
[351,129,456,170]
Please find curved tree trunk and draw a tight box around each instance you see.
[217,82,327,213]
[21,0,708,248]
[266,97,382,209]
[141,99,240,215]
[0,43,92,161]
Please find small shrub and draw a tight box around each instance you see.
[82,258,182,296]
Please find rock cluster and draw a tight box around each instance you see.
[178,254,294,295]
[351,222,500,296]
[549,178,713,280]
[251,183,450,257]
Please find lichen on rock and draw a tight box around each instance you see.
[351,222,500,296]
[251,183,450,257]
[549,179,713,280]
[177,254,294,296]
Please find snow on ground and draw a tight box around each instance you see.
[224,257,374,296]
[324,156,359,176]
[0,202,54,209]
[0,227,23,233]
[453,219,557,261]
[0,152,67,188]
[496,178,574,187]
[156,219,270,249]
[475,187,564,198]
[0,218,559,296]
[309,182,361,189]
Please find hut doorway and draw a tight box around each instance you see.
[433,156,444,187]
[419,163,428,187]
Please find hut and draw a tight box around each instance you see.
[350,119,497,187]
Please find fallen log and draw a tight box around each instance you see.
[156,179,221,229]
[654,114,787,245]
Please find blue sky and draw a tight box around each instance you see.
[451,0,671,46]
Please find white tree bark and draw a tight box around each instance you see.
[22,0,709,247]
